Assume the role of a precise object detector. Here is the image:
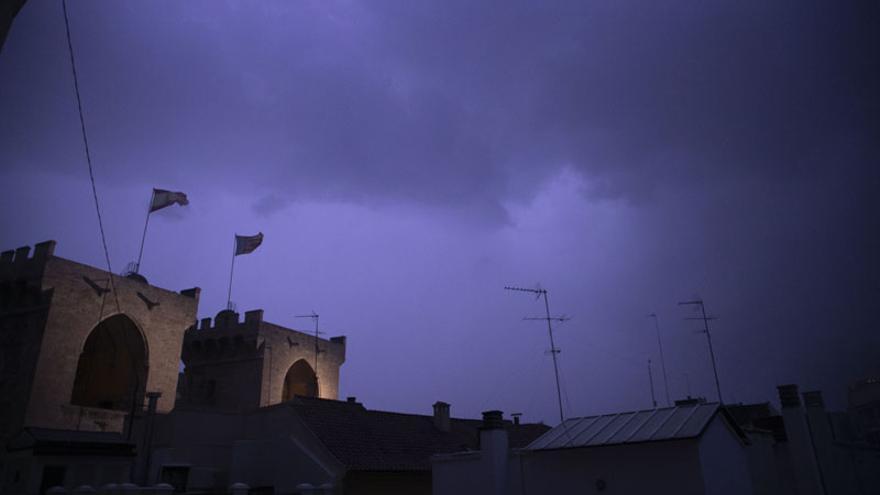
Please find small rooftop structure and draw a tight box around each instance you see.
[527,402,739,450]
[281,396,548,472]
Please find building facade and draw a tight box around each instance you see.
[0,240,347,494]
[179,309,346,410]
[0,241,201,494]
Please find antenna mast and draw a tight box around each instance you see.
[295,311,324,395]
[648,313,672,406]
[648,359,657,408]
[678,299,723,403]
[505,285,569,423]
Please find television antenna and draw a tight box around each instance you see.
[295,311,325,394]
[648,313,672,406]
[505,285,569,423]
[678,299,723,403]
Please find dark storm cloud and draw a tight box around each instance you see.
[5,1,875,207]
[1,0,877,419]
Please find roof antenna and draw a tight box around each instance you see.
[678,299,723,403]
[295,311,324,396]
[648,313,672,406]
[647,359,658,408]
[505,285,569,424]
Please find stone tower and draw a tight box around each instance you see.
[179,309,346,410]
[0,240,200,438]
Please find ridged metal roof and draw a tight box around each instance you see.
[527,402,720,450]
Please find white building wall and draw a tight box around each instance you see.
[518,440,706,495]
[697,416,754,495]
[432,453,489,495]
[744,431,794,495]
[433,414,759,495]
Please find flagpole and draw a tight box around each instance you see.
[135,190,155,273]
[227,236,236,310]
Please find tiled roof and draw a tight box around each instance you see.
[286,396,549,471]
[527,402,721,451]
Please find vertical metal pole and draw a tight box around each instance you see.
[648,359,657,408]
[650,314,672,406]
[135,190,154,273]
[266,344,273,406]
[700,303,724,404]
[227,238,236,310]
[314,314,320,397]
[542,291,565,424]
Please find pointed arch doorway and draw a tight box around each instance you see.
[70,314,148,410]
[281,359,317,401]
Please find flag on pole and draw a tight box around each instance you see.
[150,188,189,212]
[235,232,264,256]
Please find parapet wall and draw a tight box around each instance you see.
[186,309,346,349]
[195,308,267,332]
[0,240,56,283]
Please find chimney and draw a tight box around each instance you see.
[511,413,522,426]
[480,411,509,495]
[778,384,800,408]
[777,385,824,495]
[433,401,451,432]
[803,390,835,491]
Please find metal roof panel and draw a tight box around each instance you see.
[527,403,720,450]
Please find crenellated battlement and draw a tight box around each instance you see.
[0,240,56,283]
[185,308,345,350]
[181,305,347,408]
[186,308,266,333]
[183,309,276,366]
[0,241,57,311]
[183,307,346,366]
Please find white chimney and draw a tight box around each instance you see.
[480,410,508,495]
[778,384,825,495]
[433,401,451,432]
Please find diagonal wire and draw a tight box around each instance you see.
[62,0,144,437]
[62,0,120,316]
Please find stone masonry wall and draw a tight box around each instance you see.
[181,309,346,410]
[0,241,201,433]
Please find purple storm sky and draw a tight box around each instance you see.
[1,0,877,423]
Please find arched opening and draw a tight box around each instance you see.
[71,314,148,410]
[281,359,317,401]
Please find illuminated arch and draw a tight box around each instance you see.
[71,314,148,410]
[281,359,317,401]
